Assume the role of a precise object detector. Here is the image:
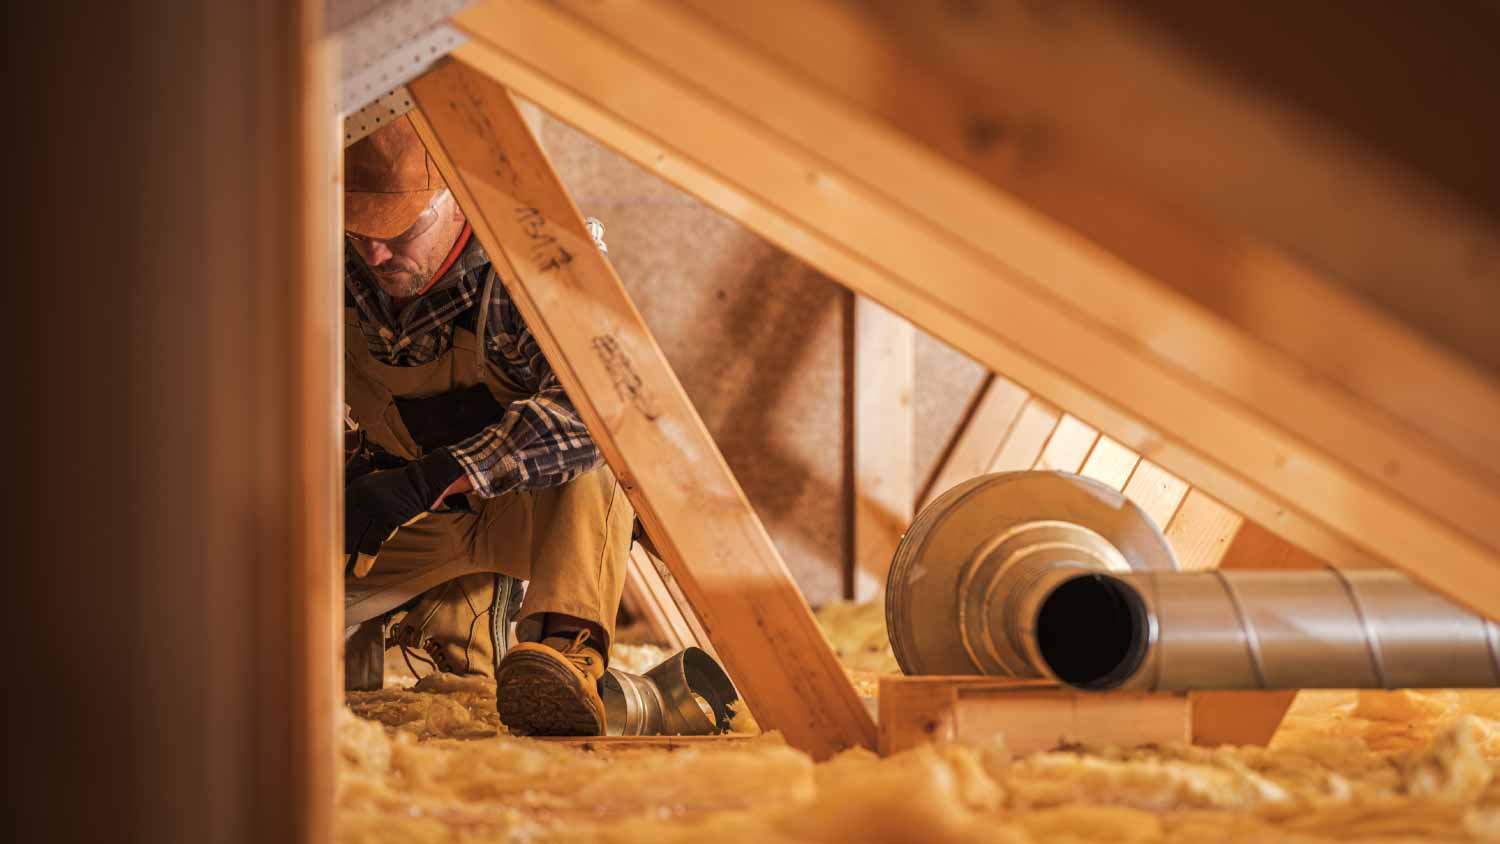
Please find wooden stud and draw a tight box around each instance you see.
[1079,436,1142,492]
[1165,490,1244,572]
[1032,414,1100,474]
[918,374,1029,508]
[408,62,874,758]
[852,296,915,600]
[451,0,1500,617]
[988,399,1062,472]
[1121,460,1191,532]
[879,676,1190,756]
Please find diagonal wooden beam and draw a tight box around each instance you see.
[449,0,1500,617]
[407,61,874,757]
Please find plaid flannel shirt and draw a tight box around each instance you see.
[345,237,602,498]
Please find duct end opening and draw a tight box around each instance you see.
[1036,573,1150,690]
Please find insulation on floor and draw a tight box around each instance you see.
[341,603,1500,843]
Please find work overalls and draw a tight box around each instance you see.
[342,269,632,689]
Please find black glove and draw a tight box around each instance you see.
[345,449,466,572]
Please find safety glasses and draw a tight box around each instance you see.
[346,188,453,248]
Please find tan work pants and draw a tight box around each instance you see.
[345,463,633,650]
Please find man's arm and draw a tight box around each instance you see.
[440,287,603,499]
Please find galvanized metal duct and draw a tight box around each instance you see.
[600,647,740,735]
[1035,568,1500,690]
[886,471,1500,691]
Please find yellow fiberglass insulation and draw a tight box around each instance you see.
[341,602,1500,843]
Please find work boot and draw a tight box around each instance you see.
[495,629,607,736]
[344,615,389,691]
[387,573,524,678]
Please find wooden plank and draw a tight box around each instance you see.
[532,734,759,750]
[408,62,874,758]
[1121,460,1190,532]
[451,0,1500,618]
[852,296,915,600]
[879,676,1190,756]
[1166,490,1244,572]
[1079,436,1142,492]
[988,399,1062,472]
[918,374,1029,508]
[1032,414,1099,474]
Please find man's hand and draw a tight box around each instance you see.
[345,450,466,576]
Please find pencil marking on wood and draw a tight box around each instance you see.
[591,334,661,420]
[515,205,574,272]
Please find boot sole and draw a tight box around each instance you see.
[496,650,605,736]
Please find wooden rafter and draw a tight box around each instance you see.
[407,61,874,758]
[449,0,1500,617]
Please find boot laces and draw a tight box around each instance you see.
[556,629,598,672]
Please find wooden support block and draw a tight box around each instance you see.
[1189,690,1295,748]
[408,61,874,758]
[878,676,1190,756]
[852,296,915,600]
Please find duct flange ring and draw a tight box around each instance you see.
[886,471,1178,677]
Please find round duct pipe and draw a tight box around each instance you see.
[886,471,1500,690]
[600,646,740,735]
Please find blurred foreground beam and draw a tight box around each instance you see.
[408,60,875,758]
[450,0,1500,617]
[14,2,340,841]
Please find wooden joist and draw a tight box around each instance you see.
[850,297,914,600]
[451,0,1500,618]
[408,61,874,758]
[879,676,1191,757]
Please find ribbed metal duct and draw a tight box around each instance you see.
[886,471,1500,691]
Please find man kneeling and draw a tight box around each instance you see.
[339,116,631,736]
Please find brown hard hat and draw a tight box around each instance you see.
[344,115,446,239]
